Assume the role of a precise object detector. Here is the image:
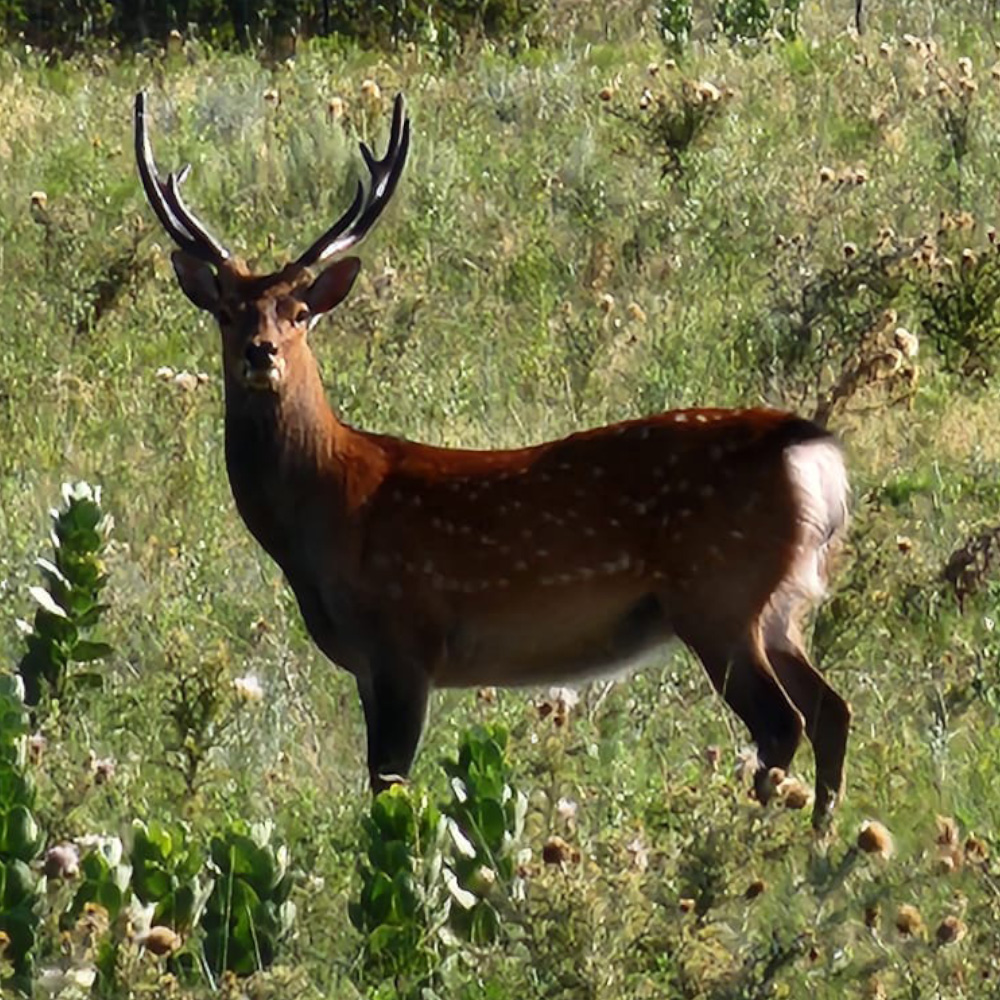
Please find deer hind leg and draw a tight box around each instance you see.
[680,623,804,807]
[762,612,851,831]
[357,663,431,794]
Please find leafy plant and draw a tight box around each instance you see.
[348,726,525,998]
[609,74,731,178]
[441,724,525,945]
[916,242,1000,382]
[63,836,131,928]
[201,820,295,978]
[16,482,113,708]
[349,784,448,996]
[0,676,43,995]
[130,819,209,933]
[162,646,231,797]
[716,0,803,40]
[658,0,693,48]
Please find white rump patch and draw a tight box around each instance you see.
[766,438,849,647]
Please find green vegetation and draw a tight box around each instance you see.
[16,481,112,706]
[2,1,1000,995]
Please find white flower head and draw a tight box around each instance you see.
[233,674,264,703]
[548,686,579,711]
[555,797,578,822]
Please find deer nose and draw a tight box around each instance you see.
[245,341,277,371]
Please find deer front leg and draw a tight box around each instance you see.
[357,663,431,794]
[681,624,805,809]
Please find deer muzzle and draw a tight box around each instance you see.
[242,341,285,391]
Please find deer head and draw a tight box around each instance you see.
[134,91,409,397]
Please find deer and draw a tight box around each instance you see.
[135,91,851,831]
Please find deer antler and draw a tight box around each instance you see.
[134,91,231,263]
[292,92,410,269]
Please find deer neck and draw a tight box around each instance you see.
[222,350,351,566]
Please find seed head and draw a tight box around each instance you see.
[863,977,887,1000]
[857,820,894,859]
[777,775,811,810]
[819,165,836,183]
[936,915,967,945]
[555,797,578,823]
[964,834,988,863]
[598,86,614,102]
[695,80,722,103]
[895,903,923,936]
[935,814,960,847]
[90,755,115,785]
[28,732,46,764]
[894,327,918,358]
[360,79,382,104]
[843,242,859,259]
[44,844,80,880]
[626,836,648,872]
[542,835,577,865]
[140,925,182,956]
[233,674,264,703]
[626,301,647,323]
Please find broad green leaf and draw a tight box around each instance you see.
[70,640,113,662]
[28,587,67,619]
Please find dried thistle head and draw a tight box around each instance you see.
[857,820,894,859]
[895,903,924,937]
[936,915,967,946]
[542,835,578,865]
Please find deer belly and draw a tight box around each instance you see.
[435,590,675,688]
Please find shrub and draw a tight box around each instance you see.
[0,676,43,995]
[201,820,296,978]
[16,482,113,708]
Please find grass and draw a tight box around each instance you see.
[3,2,1000,996]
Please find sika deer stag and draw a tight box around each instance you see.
[135,92,851,829]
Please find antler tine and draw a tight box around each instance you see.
[293,92,410,271]
[134,91,230,264]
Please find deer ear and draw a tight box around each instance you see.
[172,251,220,312]
[304,257,361,316]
